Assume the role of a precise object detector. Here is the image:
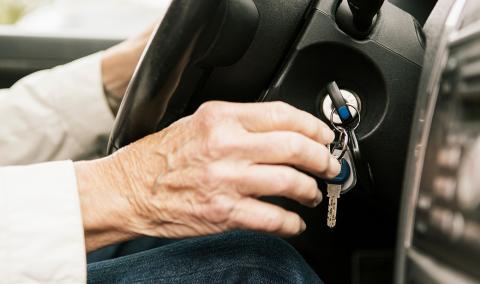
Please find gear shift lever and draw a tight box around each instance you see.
[336,0,385,38]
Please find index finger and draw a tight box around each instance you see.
[231,101,335,145]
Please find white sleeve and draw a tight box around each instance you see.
[0,161,86,283]
[0,53,115,166]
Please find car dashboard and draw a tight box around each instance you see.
[396,0,480,283]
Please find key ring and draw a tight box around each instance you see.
[331,127,349,160]
[329,103,361,132]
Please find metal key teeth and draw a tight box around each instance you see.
[327,198,338,228]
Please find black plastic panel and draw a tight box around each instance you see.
[262,0,424,282]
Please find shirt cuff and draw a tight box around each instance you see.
[0,161,86,283]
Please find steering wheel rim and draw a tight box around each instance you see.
[108,0,312,154]
[107,0,224,154]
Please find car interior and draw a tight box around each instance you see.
[1,0,479,283]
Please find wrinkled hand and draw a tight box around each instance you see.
[77,101,340,251]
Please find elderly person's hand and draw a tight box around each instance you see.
[76,101,340,251]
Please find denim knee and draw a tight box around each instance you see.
[88,230,322,283]
[205,230,322,283]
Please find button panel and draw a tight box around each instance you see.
[410,28,480,279]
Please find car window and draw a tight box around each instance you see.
[0,0,171,39]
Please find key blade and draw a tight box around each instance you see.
[327,196,338,228]
[326,184,341,228]
[327,220,336,228]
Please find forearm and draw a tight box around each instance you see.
[75,158,138,252]
[75,27,156,250]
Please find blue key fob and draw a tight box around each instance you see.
[328,159,351,185]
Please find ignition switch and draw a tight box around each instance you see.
[321,86,361,125]
[321,81,375,190]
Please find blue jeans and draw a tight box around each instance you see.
[87,231,323,283]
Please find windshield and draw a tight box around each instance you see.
[0,0,171,39]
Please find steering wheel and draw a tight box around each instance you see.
[107,0,312,153]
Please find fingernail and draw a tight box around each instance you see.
[323,128,335,144]
[328,156,341,178]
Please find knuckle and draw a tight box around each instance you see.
[269,102,291,124]
[317,147,331,172]
[272,101,292,113]
[211,195,235,217]
[203,195,236,224]
[204,129,237,158]
[196,101,226,129]
[263,211,284,232]
[196,113,214,131]
[198,101,224,117]
[302,177,319,201]
[285,135,303,160]
[275,168,297,194]
[198,165,223,189]
[312,120,324,139]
